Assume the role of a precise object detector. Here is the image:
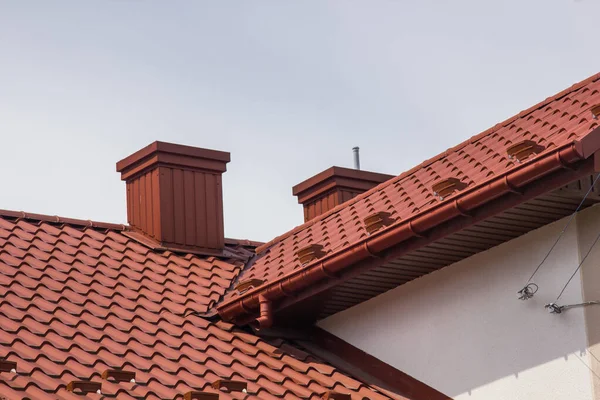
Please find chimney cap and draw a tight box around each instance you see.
[292,166,394,203]
[117,141,230,181]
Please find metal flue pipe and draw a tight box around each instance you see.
[353,147,360,170]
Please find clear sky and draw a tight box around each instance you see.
[1,0,599,242]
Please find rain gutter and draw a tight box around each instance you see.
[218,130,600,325]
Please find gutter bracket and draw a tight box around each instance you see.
[239,299,252,315]
[407,220,426,238]
[504,176,523,195]
[278,282,294,297]
[556,152,577,171]
[363,242,381,259]
[319,262,338,279]
[453,200,472,217]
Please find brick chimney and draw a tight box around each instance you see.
[116,141,230,255]
[292,166,394,222]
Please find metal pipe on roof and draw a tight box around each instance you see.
[353,147,360,170]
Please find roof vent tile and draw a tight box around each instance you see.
[184,391,220,400]
[296,244,325,265]
[235,279,264,294]
[506,140,545,162]
[431,178,468,200]
[66,380,102,394]
[211,379,247,392]
[322,391,352,400]
[592,104,600,119]
[0,360,16,373]
[363,211,395,235]
[102,368,136,383]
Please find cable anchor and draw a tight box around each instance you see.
[545,301,600,314]
[517,283,538,300]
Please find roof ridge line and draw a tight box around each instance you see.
[255,71,600,254]
[0,209,127,231]
[0,209,263,248]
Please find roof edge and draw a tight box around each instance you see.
[218,136,600,323]
[0,209,127,231]
[0,210,263,250]
[305,327,451,400]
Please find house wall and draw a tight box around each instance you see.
[578,205,600,400]
[319,206,600,400]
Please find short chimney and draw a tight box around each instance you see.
[116,141,230,255]
[292,166,394,222]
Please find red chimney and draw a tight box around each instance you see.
[292,166,394,222]
[116,141,230,255]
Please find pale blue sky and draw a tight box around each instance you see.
[1,1,599,242]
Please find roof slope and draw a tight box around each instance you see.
[0,212,407,399]
[225,72,600,299]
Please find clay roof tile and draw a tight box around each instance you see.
[0,209,400,399]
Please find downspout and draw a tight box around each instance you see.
[251,294,273,330]
[219,136,600,324]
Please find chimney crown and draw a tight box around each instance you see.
[292,166,394,222]
[117,141,230,255]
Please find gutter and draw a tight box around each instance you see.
[218,132,600,324]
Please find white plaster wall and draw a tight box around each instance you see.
[319,214,596,400]
[577,205,600,399]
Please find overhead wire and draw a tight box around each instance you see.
[555,227,600,301]
[526,174,600,284]
[518,173,600,300]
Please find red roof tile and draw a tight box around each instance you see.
[223,72,600,302]
[0,211,409,399]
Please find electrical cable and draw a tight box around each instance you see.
[526,173,600,284]
[555,227,600,301]
[545,198,600,313]
[517,173,600,300]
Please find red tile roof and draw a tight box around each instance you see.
[7,72,599,400]
[0,211,410,399]
[220,72,600,308]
